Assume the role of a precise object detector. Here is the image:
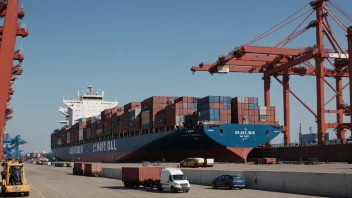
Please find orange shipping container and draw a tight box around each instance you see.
[84,162,102,176]
[122,167,162,182]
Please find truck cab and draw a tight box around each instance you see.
[160,168,190,193]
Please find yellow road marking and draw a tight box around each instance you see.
[31,184,47,198]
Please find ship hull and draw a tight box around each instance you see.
[52,124,282,163]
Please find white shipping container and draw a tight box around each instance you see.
[259,106,267,111]
[67,132,70,144]
[141,110,150,125]
[244,97,248,103]
[79,129,83,141]
[259,106,267,115]
[132,108,141,116]
[58,138,62,145]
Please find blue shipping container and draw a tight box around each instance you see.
[219,96,232,103]
[198,109,220,121]
[259,115,267,121]
[224,103,231,110]
[254,97,259,104]
[191,103,197,110]
[200,96,220,103]
[249,104,259,110]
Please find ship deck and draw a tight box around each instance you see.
[101,162,352,174]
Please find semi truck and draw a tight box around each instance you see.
[122,167,190,193]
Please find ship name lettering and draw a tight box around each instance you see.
[69,146,83,154]
[235,131,255,135]
[93,140,117,153]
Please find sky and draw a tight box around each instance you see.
[4,0,352,153]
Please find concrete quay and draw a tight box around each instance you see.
[101,163,352,198]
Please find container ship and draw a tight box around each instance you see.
[50,85,283,163]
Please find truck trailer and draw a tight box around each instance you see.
[121,167,190,193]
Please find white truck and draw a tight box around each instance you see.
[122,167,191,193]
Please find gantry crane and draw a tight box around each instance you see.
[3,134,27,160]
[0,0,28,159]
[191,0,352,146]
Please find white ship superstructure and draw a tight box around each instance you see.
[59,84,118,127]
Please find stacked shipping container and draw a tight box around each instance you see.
[164,97,198,128]
[128,108,141,132]
[231,97,276,124]
[51,95,277,147]
[197,96,231,124]
[231,97,259,124]
[141,96,177,130]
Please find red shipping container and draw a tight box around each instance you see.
[220,109,225,115]
[92,131,97,139]
[79,123,86,129]
[124,102,142,113]
[120,113,129,133]
[84,163,102,176]
[104,108,112,115]
[122,167,162,182]
[113,127,119,135]
[104,118,112,128]
[130,115,141,132]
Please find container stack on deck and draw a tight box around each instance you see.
[197,96,231,124]
[141,96,177,133]
[51,95,277,148]
[231,97,276,124]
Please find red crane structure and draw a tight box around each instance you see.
[191,0,352,147]
[0,0,28,159]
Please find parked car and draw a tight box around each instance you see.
[211,175,245,190]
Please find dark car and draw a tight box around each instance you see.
[211,175,245,190]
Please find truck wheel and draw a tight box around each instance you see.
[157,185,163,192]
[170,186,176,193]
[185,190,189,193]
[24,192,29,197]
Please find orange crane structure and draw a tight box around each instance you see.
[191,0,351,149]
[0,0,28,159]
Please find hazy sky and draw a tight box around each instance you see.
[5,0,352,152]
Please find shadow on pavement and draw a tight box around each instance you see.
[102,186,185,194]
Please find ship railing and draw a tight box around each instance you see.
[266,140,352,148]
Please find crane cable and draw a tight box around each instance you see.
[278,10,315,48]
[245,3,312,45]
[246,8,313,46]
[328,0,352,23]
